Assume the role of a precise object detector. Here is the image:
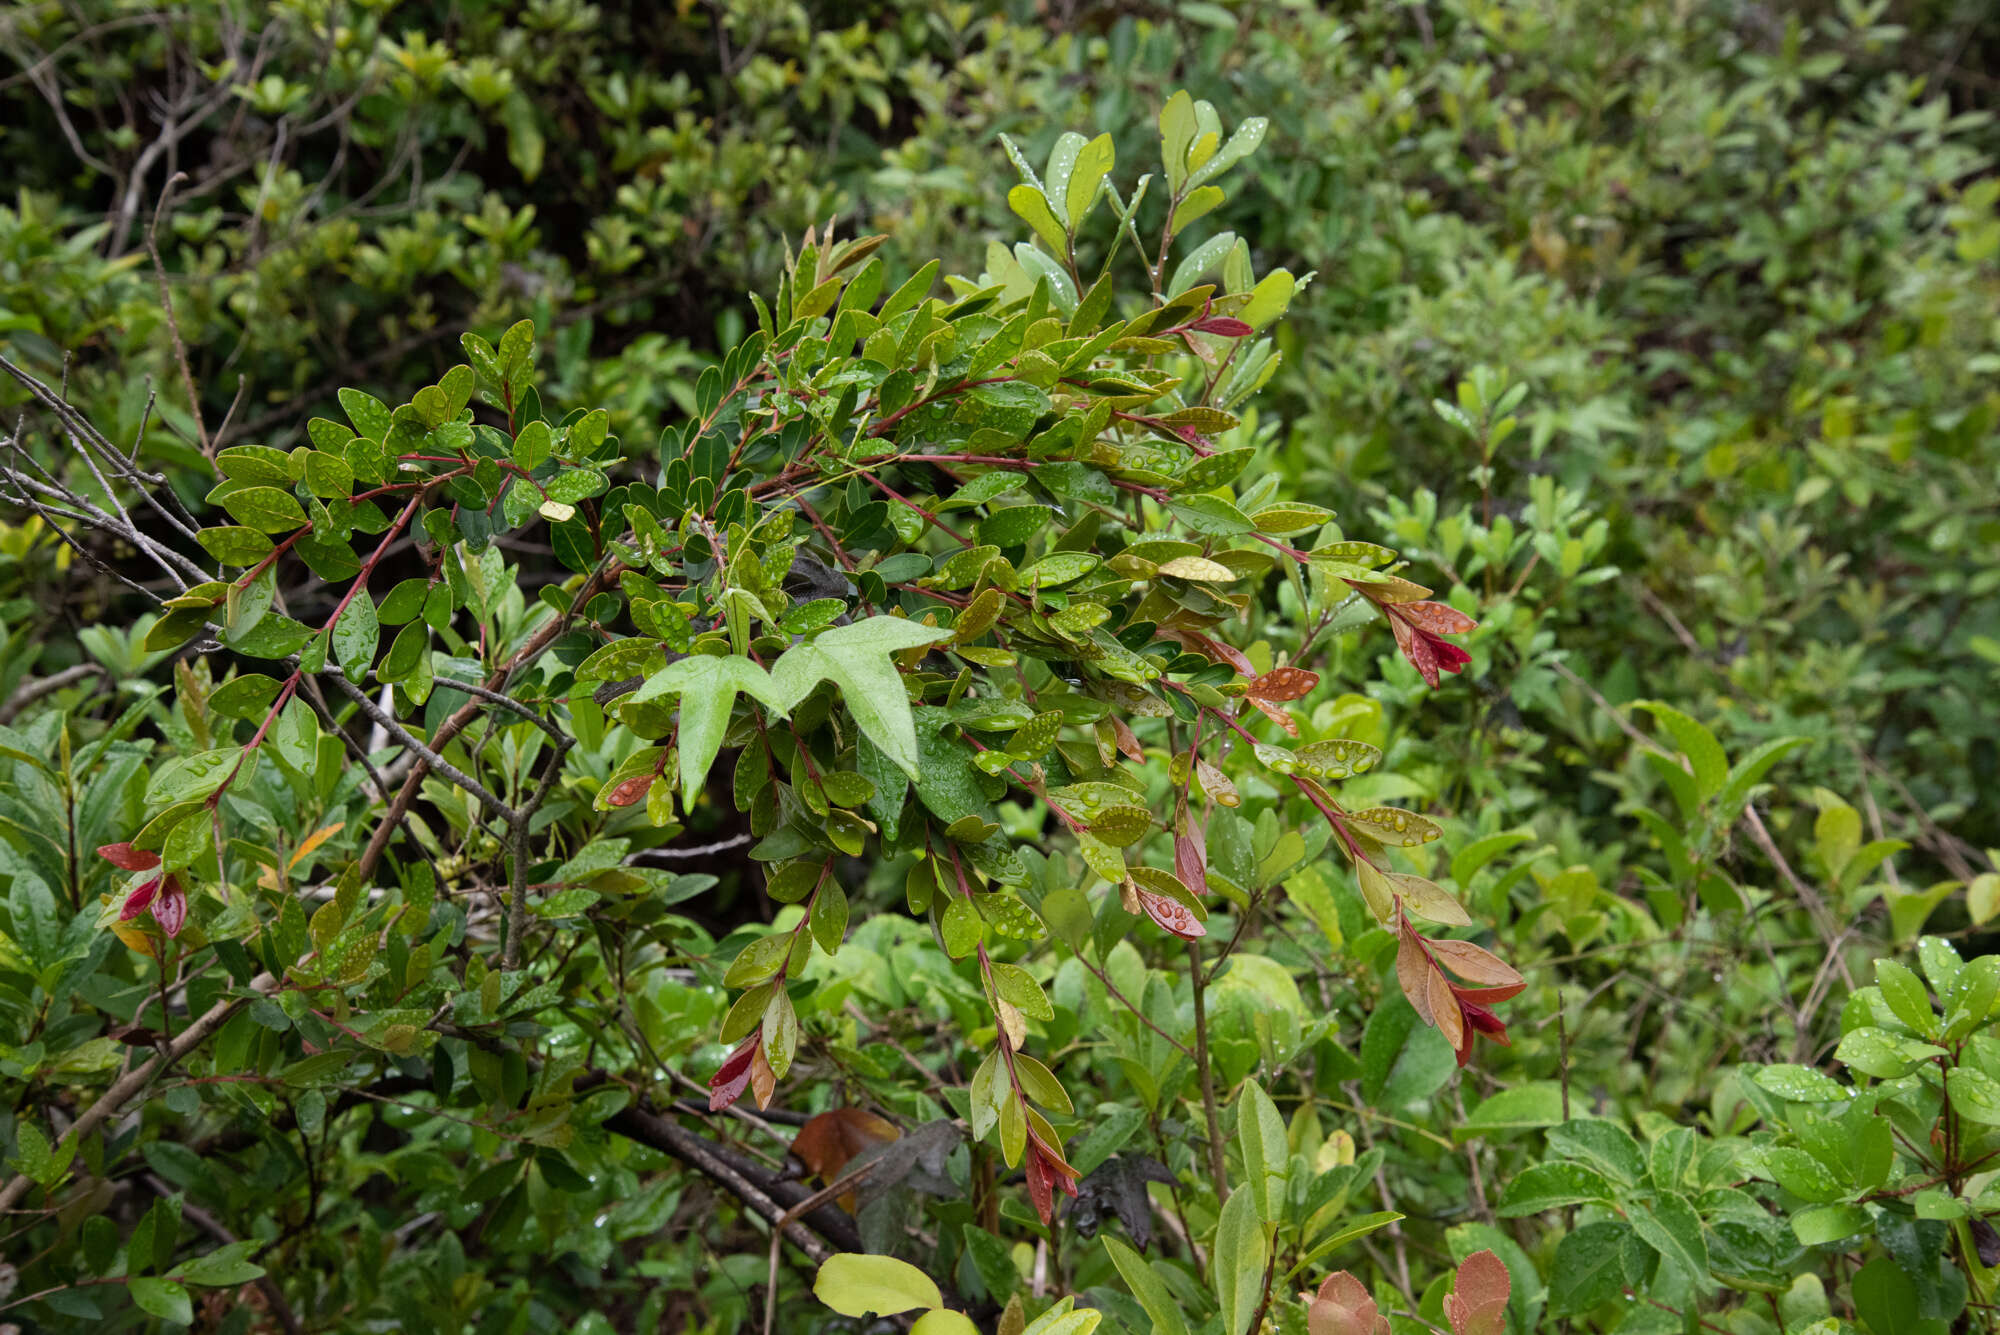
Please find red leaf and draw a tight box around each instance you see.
[1389,615,1472,689]
[1024,1143,1054,1225]
[1108,714,1145,764]
[1174,826,1209,901]
[1308,1271,1392,1335]
[1396,600,1477,637]
[749,1042,777,1111]
[99,842,161,872]
[708,1034,759,1112]
[1426,938,1524,996]
[1246,695,1302,736]
[1022,1131,1079,1226]
[1191,316,1254,338]
[1137,887,1206,940]
[1444,1250,1511,1335]
[151,876,187,938]
[1159,627,1254,676]
[1245,665,1319,701]
[119,875,162,921]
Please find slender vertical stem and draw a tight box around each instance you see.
[502,813,529,972]
[1190,939,1229,1202]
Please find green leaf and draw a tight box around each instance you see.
[723,935,789,990]
[910,1313,982,1335]
[634,654,790,802]
[940,895,982,959]
[1185,116,1268,189]
[1496,1162,1617,1216]
[1852,1255,1950,1335]
[302,449,354,499]
[1159,90,1198,191]
[1360,995,1455,1108]
[1835,1027,1943,1079]
[1009,185,1069,255]
[128,1277,194,1324]
[173,1240,266,1286]
[1234,1079,1289,1225]
[1762,1147,1848,1203]
[1946,1067,2000,1125]
[145,747,244,804]
[767,617,955,781]
[1285,1212,1403,1280]
[196,526,275,566]
[1020,1303,1101,1335]
[1752,1064,1852,1103]
[221,485,308,534]
[1167,231,1238,297]
[1629,1192,1713,1293]
[339,388,393,440]
[1636,701,1727,802]
[1875,959,1937,1037]
[1064,132,1114,227]
[1790,1202,1870,1246]
[1041,132,1089,223]
[1545,1119,1645,1187]
[1548,1222,1631,1319]
[1457,1083,1566,1139]
[978,505,1054,548]
[812,1253,941,1317]
[1070,1106,1146,1177]
[1170,186,1225,233]
[1715,735,1809,818]
[1102,1236,1191,1335]
[215,444,293,484]
[332,592,379,681]
[1211,1186,1265,1335]
[513,420,552,470]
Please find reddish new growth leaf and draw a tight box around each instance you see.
[1108,714,1145,764]
[1245,694,1303,735]
[1444,1250,1511,1335]
[1394,916,1524,1066]
[1173,811,1209,900]
[1241,664,1321,733]
[1244,665,1319,701]
[98,842,159,872]
[709,1032,761,1112]
[1133,879,1206,939]
[1159,626,1254,676]
[1190,315,1254,338]
[99,844,188,938]
[748,1042,777,1110]
[1384,600,1476,688]
[1306,1271,1391,1335]
[1022,1123,1079,1226]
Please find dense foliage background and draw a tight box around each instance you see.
[2,1,1998,1333]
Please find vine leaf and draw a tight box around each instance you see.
[768,617,953,780]
[634,654,792,802]
[633,617,953,805]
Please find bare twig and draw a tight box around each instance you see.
[0,663,107,724]
[145,172,209,455]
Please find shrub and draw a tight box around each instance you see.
[4,3,2000,1333]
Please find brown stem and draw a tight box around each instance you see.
[356,561,617,881]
